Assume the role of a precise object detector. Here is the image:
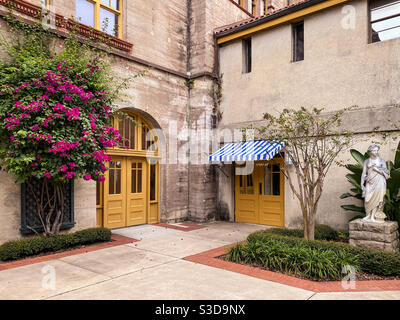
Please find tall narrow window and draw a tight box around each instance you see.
[150,164,156,201]
[292,21,304,62]
[108,161,122,195]
[370,0,400,43]
[131,162,143,194]
[243,38,252,73]
[118,114,135,149]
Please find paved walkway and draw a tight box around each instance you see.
[0,221,399,300]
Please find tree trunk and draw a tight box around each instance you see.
[307,219,315,240]
[26,179,67,236]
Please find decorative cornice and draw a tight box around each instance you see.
[0,0,133,52]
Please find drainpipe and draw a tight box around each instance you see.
[186,0,192,221]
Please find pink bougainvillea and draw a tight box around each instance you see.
[0,55,126,184]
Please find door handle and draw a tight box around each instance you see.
[259,183,262,195]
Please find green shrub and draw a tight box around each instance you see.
[226,236,358,280]
[246,231,400,277]
[0,228,111,262]
[248,225,338,242]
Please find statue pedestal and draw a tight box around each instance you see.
[349,219,399,252]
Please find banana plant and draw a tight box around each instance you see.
[340,141,400,224]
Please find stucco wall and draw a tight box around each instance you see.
[217,0,400,230]
[219,0,400,125]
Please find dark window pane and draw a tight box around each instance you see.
[115,169,121,194]
[243,38,252,73]
[272,164,280,172]
[150,164,156,201]
[109,169,115,194]
[142,126,148,150]
[131,169,137,193]
[137,169,142,193]
[272,172,280,196]
[293,22,304,61]
[118,115,124,143]
[130,120,135,149]
[96,182,101,205]
[247,174,253,187]
[125,118,130,148]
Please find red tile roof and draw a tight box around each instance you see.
[215,0,312,36]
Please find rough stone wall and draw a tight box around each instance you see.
[110,55,190,223]
[270,0,288,11]
[124,0,188,74]
[0,0,259,242]
[190,0,250,75]
[217,0,400,230]
[186,1,250,222]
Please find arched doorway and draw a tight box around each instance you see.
[96,110,161,229]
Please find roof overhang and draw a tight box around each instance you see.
[209,140,285,162]
[216,0,351,45]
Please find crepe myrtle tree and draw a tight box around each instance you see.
[0,18,137,235]
[259,107,355,240]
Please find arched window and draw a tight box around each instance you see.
[110,111,158,153]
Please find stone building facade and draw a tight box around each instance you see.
[0,0,250,243]
[215,0,400,230]
[0,0,398,243]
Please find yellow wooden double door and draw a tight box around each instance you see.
[103,157,147,229]
[235,158,285,227]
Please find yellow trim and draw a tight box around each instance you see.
[252,0,257,16]
[218,0,350,44]
[97,110,161,229]
[79,0,122,39]
[42,0,50,9]
[235,158,285,227]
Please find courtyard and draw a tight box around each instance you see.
[0,221,399,300]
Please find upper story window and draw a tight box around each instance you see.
[110,113,159,152]
[76,0,122,38]
[370,0,400,43]
[242,38,252,73]
[292,21,304,62]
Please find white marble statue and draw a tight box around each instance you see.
[361,144,390,223]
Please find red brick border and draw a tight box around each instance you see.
[155,222,207,232]
[183,245,400,293]
[0,234,137,271]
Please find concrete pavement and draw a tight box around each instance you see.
[0,221,399,300]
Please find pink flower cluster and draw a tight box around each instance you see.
[49,140,80,157]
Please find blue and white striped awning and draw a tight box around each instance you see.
[209,140,285,162]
